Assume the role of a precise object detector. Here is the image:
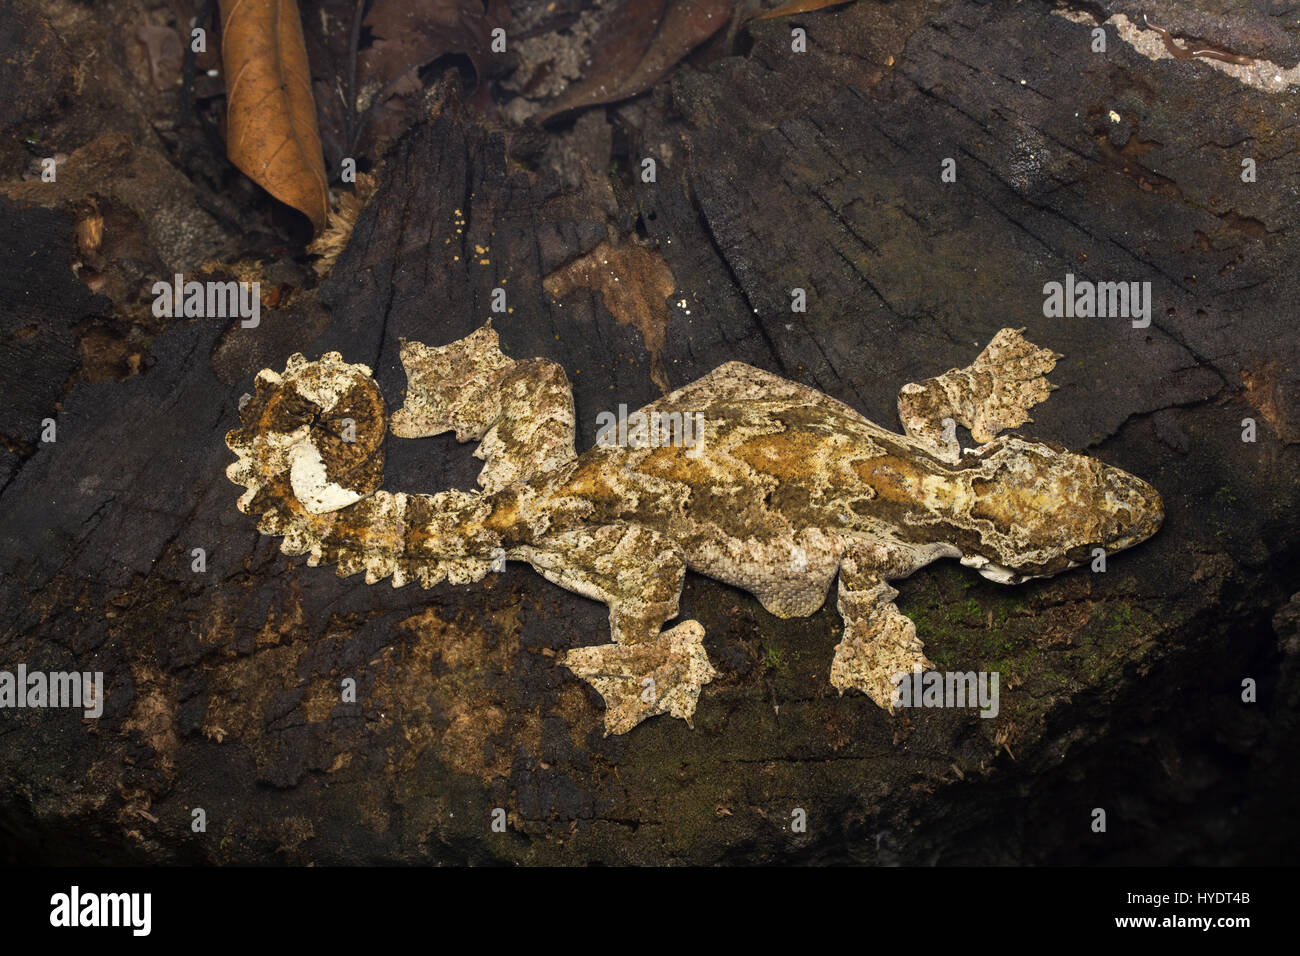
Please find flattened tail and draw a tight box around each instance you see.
[236,488,498,589]
[226,350,499,588]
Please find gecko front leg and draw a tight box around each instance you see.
[390,325,577,492]
[897,327,1060,462]
[829,544,931,712]
[511,524,717,735]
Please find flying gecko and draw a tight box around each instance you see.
[226,325,1163,734]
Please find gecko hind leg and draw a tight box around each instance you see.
[563,621,714,736]
[389,324,577,492]
[897,327,1061,462]
[513,525,717,735]
[829,551,930,712]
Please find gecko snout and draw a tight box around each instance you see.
[1098,465,1164,551]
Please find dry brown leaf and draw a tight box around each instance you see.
[755,0,854,20]
[538,0,733,122]
[361,0,504,90]
[135,24,183,91]
[353,0,506,152]
[544,236,676,392]
[219,0,329,232]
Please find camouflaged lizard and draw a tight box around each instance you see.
[226,326,1163,734]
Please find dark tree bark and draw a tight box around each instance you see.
[1,0,1297,864]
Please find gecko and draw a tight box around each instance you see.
[226,325,1163,734]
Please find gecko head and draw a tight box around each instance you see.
[959,436,1164,582]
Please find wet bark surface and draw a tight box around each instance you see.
[1,0,1297,863]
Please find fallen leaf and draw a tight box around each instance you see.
[361,0,505,91]
[219,0,329,232]
[754,0,854,20]
[75,200,103,257]
[1241,362,1300,444]
[538,0,733,122]
[353,0,508,148]
[135,24,183,91]
[544,235,677,392]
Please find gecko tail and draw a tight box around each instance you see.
[225,350,498,589]
[225,351,387,518]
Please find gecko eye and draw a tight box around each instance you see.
[1065,543,1099,564]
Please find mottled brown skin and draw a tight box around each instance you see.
[535,371,1161,584]
[227,327,1164,734]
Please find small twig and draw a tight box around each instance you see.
[345,0,366,153]
[1143,14,1253,66]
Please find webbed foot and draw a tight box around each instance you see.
[831,558,930,712]
[561,621,716,735]
[898,327,1061,459]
